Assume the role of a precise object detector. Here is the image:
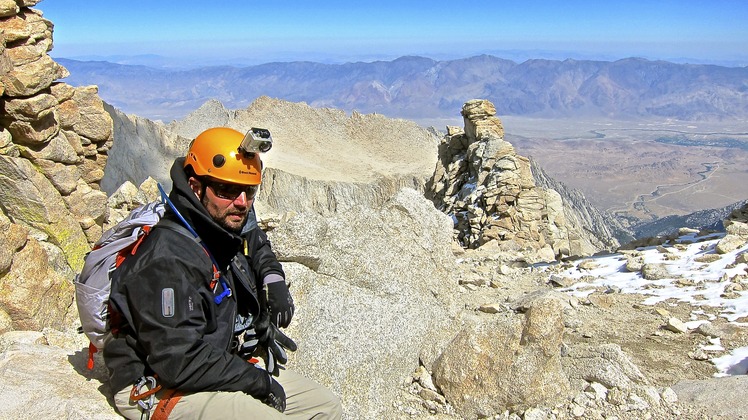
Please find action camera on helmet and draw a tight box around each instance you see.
[240,127,273,155]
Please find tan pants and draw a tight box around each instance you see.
[114,370,342,419]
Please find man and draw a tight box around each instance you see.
[105,127,341,419]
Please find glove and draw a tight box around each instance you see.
[266,280,295,328]
[262,376,286,412]
[264,324,297,376]
[246,313,298,376]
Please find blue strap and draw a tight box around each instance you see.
[157,183,232,304]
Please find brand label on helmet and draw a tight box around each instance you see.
[239,169,258,175]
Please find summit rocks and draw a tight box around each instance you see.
[427,99,612,260]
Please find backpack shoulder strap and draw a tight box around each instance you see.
[153,185,233,305]
[156,218,202,245]
[155,218,226,299]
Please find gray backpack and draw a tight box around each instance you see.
[74,201,164,367]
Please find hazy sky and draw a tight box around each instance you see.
[38,0,748,66]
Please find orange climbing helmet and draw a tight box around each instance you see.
[184,127,263,185]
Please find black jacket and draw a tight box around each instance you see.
[104,158,283,398]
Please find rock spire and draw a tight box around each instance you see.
[428,100,569,259]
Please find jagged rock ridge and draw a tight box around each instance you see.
[109,96,620,261]
[101,103,191,194]
[105,97,441,218]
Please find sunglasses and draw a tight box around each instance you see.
[205,179,258,201]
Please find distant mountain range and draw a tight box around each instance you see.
[56,55,748,123]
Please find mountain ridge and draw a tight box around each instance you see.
[633,199,748,239]
[56,55,748,123]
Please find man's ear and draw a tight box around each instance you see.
[188,177,202,200]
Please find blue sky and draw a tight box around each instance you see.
[38,0,748,67]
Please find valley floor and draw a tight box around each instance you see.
[471,116,748,227]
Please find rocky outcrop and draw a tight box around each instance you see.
[723,201,748,236]
[259,166,426,216]
[427,99,608,259]
[620,200,748,253]
[433,295,572,417]
[0,330,118,419]
[268,188,461,419]
[714,201,748,255]
[0,1,112,332]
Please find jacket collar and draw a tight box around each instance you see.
[167,157,244,269]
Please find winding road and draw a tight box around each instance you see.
[610,161,721,219]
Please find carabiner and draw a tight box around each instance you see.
[130,375,162,414]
